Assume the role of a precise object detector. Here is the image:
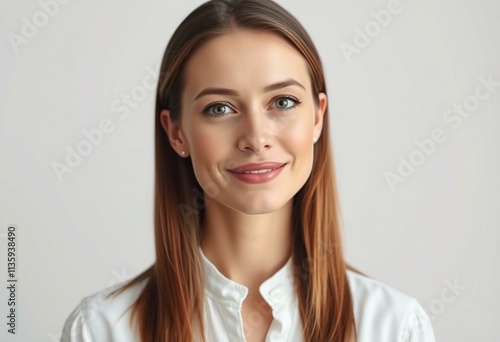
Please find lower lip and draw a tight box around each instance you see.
[228,164,286,184]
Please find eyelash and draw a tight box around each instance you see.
[201,95,302,117]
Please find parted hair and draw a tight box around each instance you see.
[108,0,363,340]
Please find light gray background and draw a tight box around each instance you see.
[0,0,498,341]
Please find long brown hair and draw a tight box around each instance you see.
[108,0,365,340]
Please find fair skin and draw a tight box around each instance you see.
[161,29,327,341]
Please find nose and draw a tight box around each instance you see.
[237,108,273,153]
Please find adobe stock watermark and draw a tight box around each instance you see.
[384,73,499,191]
[398,301,435,341]
[48,266,134,341]
[339,0,412,63]
[6,0,73,54]
[51,61,161,183]
[423,277,467,322]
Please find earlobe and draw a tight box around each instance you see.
[160,109,188,156]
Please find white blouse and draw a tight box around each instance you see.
[61,247,436,341]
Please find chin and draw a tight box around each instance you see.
[229,197,292,215]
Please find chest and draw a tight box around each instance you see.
[202,292,303,341]
[241,298,274,342]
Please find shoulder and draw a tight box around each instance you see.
[61,277,149,342]
[346,270,436,342]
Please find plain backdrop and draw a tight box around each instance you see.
[0,0,499,341]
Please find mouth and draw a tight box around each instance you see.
[237,169,276,174]
[227,163,287,184]
[228,163,287,174]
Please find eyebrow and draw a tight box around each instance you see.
[193,78,306,101]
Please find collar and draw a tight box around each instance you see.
[198,246,296,309]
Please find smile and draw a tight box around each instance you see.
[237,168,276,174]
[228,164,286,184]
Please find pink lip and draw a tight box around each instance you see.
[227,163,286,184]
[228,162,286,173]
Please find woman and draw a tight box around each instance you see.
[62,0,436,341]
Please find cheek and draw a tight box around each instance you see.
[188,123,228,166]
[281,118,313,151]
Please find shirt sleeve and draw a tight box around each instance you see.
[402,298,437,342]
[60,300,93,342]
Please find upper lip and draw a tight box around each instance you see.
[228,162,287,173]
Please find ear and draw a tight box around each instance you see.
[313,92,327,141]
[160,109,189,157]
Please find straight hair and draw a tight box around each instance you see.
[109,0,365,340]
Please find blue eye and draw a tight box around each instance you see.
[202,103,235,117]
[272,95,301,110]
[201,95,302,117]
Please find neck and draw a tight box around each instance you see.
[200,199,293,293]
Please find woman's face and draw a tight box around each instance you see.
[161,29,327,214]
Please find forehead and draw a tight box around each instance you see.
[182,29,311,97]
